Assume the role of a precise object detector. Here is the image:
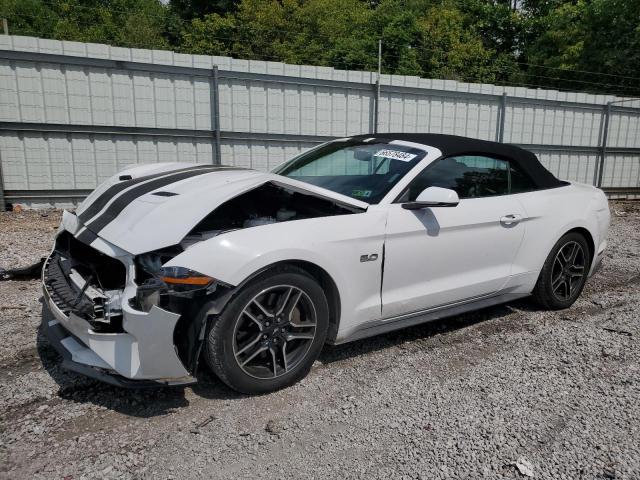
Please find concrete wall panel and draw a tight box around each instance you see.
[0,35,639,206]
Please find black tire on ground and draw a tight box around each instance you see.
[204,267,329,394]
[532,232,591,310]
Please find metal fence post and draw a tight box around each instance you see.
[0,153,5,211]
[592,104,606,185]
[496,92,507,142]
[211,65,222,165]
[596,102,612,188]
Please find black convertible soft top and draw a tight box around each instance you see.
[348,133,565,189]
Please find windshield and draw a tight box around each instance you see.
[273,140,426,203]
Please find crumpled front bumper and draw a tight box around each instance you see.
[41,239,197,388]
[42,307,177,388]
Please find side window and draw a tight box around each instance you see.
[509,163,537,193]
[406,155,509,201]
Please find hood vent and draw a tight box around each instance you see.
[151,191,179,197]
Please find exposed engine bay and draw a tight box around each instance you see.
[180,182,361,249]
[135,182,360,283]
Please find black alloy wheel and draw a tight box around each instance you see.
[533,232,591,310]
[233,285,317,379]
[205,267,329,394]
[550,240,587,302]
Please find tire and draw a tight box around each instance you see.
[533,232,591,310]
[204,267,329,394]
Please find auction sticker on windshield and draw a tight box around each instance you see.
[374,149,417,162]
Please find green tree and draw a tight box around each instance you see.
[0,0,172,49]
[579,0,640,94]
[180,0,377,69]
[521,0,640,95]
[2,0,639,96]
[416,4,497,82]
[374,0,423,76]
[0,0,58,38]
[170,0,238,20]
[180,12,237,56]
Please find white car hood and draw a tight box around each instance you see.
[73,164,368,254]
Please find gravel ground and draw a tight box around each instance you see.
[0,203,639,480]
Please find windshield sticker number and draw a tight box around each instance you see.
[374,149,417,162]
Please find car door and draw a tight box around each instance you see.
[381,155,527,319]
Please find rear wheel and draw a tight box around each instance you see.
[533,232,590,310]
[205,268,329,394]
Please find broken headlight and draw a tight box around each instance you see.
[134,264,217,312]
[136,276,165,312]
[158,266,215,292]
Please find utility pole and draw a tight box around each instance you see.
[377,39,382,85]
[2,18,8,35]
[373,39,382,134]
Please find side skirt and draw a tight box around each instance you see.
[333,291,530,345]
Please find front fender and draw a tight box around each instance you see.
[165,212,388,334]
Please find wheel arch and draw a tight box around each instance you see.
[245,260,342,344]
[202,259,342,344]
[531,224,596,310]
[562,226,595,265]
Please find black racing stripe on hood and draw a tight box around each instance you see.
[77,165,224,224]
[83,167,243,236]
[75,228,98,245]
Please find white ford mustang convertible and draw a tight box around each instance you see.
[42,133,610,393]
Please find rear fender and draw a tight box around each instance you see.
[509,183,608,293]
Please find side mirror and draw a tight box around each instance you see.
[401,187,460,210]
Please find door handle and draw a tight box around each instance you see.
[500,214,522,226]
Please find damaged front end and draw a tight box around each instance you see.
[42,225,223,387]
[42,180,361,387]
[45,231,128,333]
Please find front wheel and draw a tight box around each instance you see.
[204,267,329,394]
[533,232,591,310]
